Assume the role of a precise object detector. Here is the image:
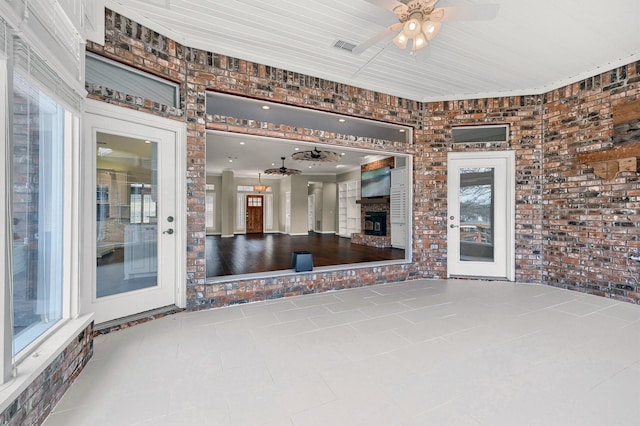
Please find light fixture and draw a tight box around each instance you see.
[261,105,271,110]
[392,1,443,51]
[253,173,268,192]
[291,147,341,163]
[264,157,301,176]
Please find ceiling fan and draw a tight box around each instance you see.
[264,157,302,176]
[352,0,499,55]
[291,147,341,163]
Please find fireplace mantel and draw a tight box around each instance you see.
[356,197,390,205]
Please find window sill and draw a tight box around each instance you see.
[0,313,94,413]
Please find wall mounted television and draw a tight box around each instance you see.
[361,166,391,198]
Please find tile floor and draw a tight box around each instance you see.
[43,279,640,426]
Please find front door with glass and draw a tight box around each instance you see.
[245,195,264,234]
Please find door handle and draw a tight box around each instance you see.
[450,224,459,228]
[163,228,174,235]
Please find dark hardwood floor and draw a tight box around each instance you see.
[206,232,405,277]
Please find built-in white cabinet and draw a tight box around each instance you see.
[390,168,407,248]
[338,179,361,238]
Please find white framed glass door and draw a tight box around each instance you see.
[83,101,186,324]
[447,151,515,280]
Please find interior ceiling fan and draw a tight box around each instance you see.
[264,157,302,176]
[291,147,341,163]
[352,0,499,55]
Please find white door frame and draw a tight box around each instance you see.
[447,151,515,281]
[82,100,186,323]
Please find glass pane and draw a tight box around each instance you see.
[96,133,158,297]
[86,53,179,108]
[459,168,494,262]
[12,73,64,354]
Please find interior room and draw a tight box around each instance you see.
[1,1,640,425]
[205,130,410,277]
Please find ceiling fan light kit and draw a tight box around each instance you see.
[393,0,444,51]
[422,20,441,40]
[355,0,497,56]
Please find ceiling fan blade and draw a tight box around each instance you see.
[351,22,403,55]
[438,4,499,22]
[363,0,406,13]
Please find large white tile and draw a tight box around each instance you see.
[388,337,460,373]
[349,313,413,335]
[404,400,482,426]
[337,329,410,362]
[359,300,414,318]
[289,292,342,308]
[294,324,360,350]
[598,301,640,322]
[256,318,320,337]
[309,308,370,328]
[43,280,640,426]
[273,304,331,322]
[240,299,299,317]
[393,316,475,343]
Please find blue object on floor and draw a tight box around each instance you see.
[291,251,313,272]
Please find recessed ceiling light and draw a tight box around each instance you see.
[228,159,233,163]
[295,148,300,151]
[338,118,346,123]
[261,105,270,110]
[240,141,245,145]
[309,166,312,168]
[340,153,346,156]
[144,140,151,144]
[399,129,406,133]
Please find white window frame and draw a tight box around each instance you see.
[265,194,273,231]
[0,17,92,414]
[206,191,216,231]
[236,193,246,232]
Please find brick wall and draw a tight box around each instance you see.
[87,9,640,305]
[542,63,640,302]
[418,97,544,282]
[0,323,93,426]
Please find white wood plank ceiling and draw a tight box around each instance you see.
[108,0,640,102]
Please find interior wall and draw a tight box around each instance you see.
[322,182,337,234]
[290,174,310,235]
[85,9,640,307]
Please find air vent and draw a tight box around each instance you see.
[452,125,509,144]
[333,40,356,52]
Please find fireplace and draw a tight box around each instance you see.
[364,211,387,236]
